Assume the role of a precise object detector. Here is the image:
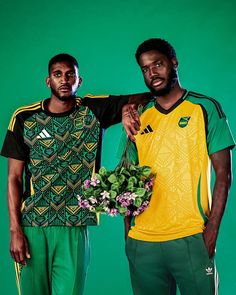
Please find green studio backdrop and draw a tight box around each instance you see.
[0,0,235,294]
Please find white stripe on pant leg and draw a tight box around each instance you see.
[214,262,219,295]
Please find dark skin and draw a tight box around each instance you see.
[7,61,148,265]
[204,148,232,257]
[8,158,30,265]
[123,50,184,141]
[8,62,82,265]
[122,50,233,258]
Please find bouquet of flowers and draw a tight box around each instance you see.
[78,137,155,217]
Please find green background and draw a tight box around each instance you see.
[0,0,235,294]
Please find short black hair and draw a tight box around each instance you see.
[135,38,176,64]
[48,53,78,73]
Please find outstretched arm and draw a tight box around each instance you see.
[203,148,232,257]
[83,92,151,129]
[8,158,30,265]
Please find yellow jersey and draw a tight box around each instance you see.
[129,91,235,242]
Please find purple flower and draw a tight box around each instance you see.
[116,192,138,207]
[84,179,91,189]
[90,176,100,187]
[144,178,154,192]
[117,194,132,207]
[132,200,150,216]
[125,210,132,216]
[108,208,119,216]
[79,200,90,209]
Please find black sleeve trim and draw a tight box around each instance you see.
[82,95,128,128]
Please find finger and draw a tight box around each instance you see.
[129,125,139,136]
[128,135,136,142]
[18,250,27,265]
[124,128,134,141]
[124,125,138,139]
[130,110,141,126]
[10,248,20,263]
[133,121,140,131]
[14,251,22,264]
[127,132,136,142]
[10,250,17,262]
[24,238,31,259]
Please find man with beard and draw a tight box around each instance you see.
[1,53,148,295]
[123,39,235,295]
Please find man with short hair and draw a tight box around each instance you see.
[124,39,235,295]
[1,53,147,295]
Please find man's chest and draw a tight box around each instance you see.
[23,107,100,165]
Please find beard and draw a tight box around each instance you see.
[146,68,178,97]
[51,87,77,102]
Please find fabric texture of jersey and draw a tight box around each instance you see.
[128,91,235,242]
[1,95,128,227]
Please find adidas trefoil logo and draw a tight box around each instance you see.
[140,124,153,135]
[206,267,213,276]
[37,129,52,139]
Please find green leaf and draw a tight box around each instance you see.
[119,167,125,174]
[127,182,134,191]
[134,188,146,197]
[108,174,117,183]
[129,164,137,172]
[138,181,144,188]
[93,189,101,197]
[128,176,137,185]
[100,180,108,189]
[84,187,94,194]
[134,198,142,207]
[109,190,117,199]
[98,167,107,176]
[140,166,152,177]
[95,173,102,181]
[118,207,127,214]
[118,174,126,185]
[120,168,131,177]
[111,182,120,191]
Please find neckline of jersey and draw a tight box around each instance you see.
[41,98,81,117]
[153,89,188,115]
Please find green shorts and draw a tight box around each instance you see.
[126,234,218,295]
[15,226,90,295]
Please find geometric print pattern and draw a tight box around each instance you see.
[131,91,221,241]
[21,100,99,226]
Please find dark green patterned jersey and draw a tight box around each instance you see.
[1,95,128,227]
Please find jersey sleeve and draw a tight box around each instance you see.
[1,113,28,161]
[206,101,235,155]
[82,94,129,128]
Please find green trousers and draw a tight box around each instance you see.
[126,234,218,295]
[15,226,90,295]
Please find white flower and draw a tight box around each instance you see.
[101,191,110,199]
[89,197,98,204]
